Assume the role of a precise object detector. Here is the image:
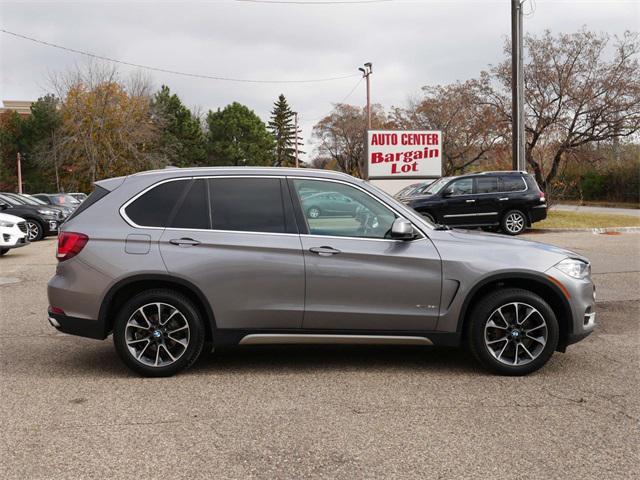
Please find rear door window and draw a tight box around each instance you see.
[124,179,190,227]
[499,176,527,192]
[170,179,210,230]
[209,177,287,233]
[476,177,499,194]
[444,178,473,196]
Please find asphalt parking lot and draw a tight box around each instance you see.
[1,231,638,480]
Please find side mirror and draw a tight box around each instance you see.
[441,189,452,198]
[390,218,415,240]
[0,203,8,211]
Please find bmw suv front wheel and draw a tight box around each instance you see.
[467,288,559,375]
[113,289,206,377]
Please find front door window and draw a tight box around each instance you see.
[292,179,396,239]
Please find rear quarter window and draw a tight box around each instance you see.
[65,186,110,222]
[499,176,527,192]
[124,179,189,227]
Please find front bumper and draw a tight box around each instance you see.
[546,266,597,347]
[0,224,28,248]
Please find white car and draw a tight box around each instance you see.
[0,211,29,256]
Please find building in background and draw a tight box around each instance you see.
[0,100,33,117]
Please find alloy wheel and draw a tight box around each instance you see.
[483,302,548,366]
[308,207,320,219]
[504,212,525,234]
[125,302,190,367]
[26,221,40,241]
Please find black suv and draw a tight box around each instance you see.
[0,193,61,241]
[405,171,547,235]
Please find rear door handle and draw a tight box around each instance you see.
[465,199,476,203]
[309,246,341,256]
[169,238,201,247]
[498,197,509,201]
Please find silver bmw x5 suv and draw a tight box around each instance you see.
[48,168,596,377]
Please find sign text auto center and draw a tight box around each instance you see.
[367,130,442,178]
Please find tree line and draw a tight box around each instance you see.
[1,29,639,200]
[0,64,303,193]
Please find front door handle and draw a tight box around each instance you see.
[309,246,341,256]
[169,238,201,247]
[498,197,509,201]
[465,199,476,203]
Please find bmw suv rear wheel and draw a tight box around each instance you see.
[113,289,205,377]
[467,288,559,375]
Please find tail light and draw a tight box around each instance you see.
[539,191,546,203]
[56,232,89,261]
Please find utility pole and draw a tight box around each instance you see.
[511,0,526,171]
[16,152,23,194]
[294,112,299,168]
[359,62,373,130]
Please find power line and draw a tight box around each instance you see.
[0,29,360,84]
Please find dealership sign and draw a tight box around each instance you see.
[367,130,442,178]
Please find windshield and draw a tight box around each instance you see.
[0,194,21,206]
[3,194,29,205]
[395,184,421,197]
[24,195,47,205]
[423,177,452,195]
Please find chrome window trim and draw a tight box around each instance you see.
[440,176,528,196]
[120,174,427,240]
[288,176,426,240]
[119,177,192,230]
[443,212,499,218]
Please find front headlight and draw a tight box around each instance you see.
[0,220,14,227]
[556,258,591,279]
[37,209,56,215]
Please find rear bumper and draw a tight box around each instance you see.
[529,204,548,223]
[48,308,107,340]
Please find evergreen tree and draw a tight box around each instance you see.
[268,94,304,167]
[206,102,275,166]
[151,85,207,167]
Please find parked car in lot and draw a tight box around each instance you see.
[301,191,360,218]
[32,193,81,211]
[48,167,594,377]
[404,171,547,235]
[69,192,88,202]
[0,194,60,241]
[0,211,29,256]
[1,192,72,219]
[393,181,432,202]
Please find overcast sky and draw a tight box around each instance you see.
[1,0,638,159]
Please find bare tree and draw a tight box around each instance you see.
[391,78,509,175]
[311,103,386,178]
[488,30,640,190]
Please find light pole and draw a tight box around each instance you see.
[17,152,23,194]
[511,0,526,171]
[358,62,372,130]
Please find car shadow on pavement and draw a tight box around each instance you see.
[190,345,481,377]
[23,340,482,378]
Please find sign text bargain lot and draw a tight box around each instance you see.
[368,130,442,178]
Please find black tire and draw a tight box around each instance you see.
[26,219,44,241]
[501,210,527,235]
[113,289,206,377]
[466,288,559,376]
[421,212,436,224]
[0,248,8,256]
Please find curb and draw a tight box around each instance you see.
[530,226,640,234]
